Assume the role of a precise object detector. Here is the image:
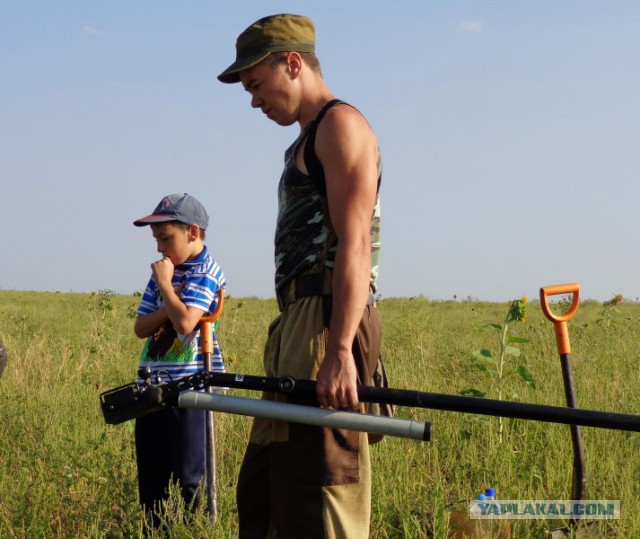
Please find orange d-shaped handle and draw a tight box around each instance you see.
[540,283,579,355]
[200,289,225,356]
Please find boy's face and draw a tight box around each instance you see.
[150,222,200,265]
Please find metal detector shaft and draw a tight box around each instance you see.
[179,391,431,441]
[199,372,640,432]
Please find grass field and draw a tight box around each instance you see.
[1,290,638,538]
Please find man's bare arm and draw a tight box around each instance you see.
[314,105,379,410]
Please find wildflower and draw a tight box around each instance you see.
[506,296,527,323]
[603,293,623,307]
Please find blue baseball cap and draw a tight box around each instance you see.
[133,193,209,230]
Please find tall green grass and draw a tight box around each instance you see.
[1,291,638,538]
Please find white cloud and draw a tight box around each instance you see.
[84,24,105,36]
[460,21,483,34]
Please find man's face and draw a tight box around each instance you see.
[239,55,298,126]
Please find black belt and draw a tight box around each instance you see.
[276,273,375,312]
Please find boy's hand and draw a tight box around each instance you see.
[151,257,175,287]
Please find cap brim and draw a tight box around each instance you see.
[217,50,271,84]
[133,215,174,227]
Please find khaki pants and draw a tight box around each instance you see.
[237,295,381,539]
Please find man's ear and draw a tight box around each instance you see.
[286,51,303,79]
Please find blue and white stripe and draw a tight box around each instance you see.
[136,246,226,384]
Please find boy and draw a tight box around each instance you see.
[132,193,226,528]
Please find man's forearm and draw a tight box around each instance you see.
[326,242,371,354]
[315,241,370,409]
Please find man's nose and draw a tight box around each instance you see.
[251,94,262,108]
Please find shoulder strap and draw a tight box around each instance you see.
[303,99,345,194]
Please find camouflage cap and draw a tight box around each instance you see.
[217,14,315,84]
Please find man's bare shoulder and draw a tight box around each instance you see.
[324,102,373,128]
[317,103,378,151]
[315,101,380,199]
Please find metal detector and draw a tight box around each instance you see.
[101,370,640,433]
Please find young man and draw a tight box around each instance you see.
[219,14,383,539]
[132,193,226,529]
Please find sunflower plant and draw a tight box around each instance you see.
[462,296,535,441]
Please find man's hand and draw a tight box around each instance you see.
[316,348,359,410]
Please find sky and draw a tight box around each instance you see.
[2,1,639,302]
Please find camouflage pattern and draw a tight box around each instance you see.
[274,123,382,293]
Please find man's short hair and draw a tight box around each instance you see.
[265,51,322,76]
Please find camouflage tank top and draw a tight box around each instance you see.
[274,99,382,293]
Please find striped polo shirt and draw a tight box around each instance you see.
[136,246,226,384]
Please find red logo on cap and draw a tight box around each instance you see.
[158,197,172,210]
